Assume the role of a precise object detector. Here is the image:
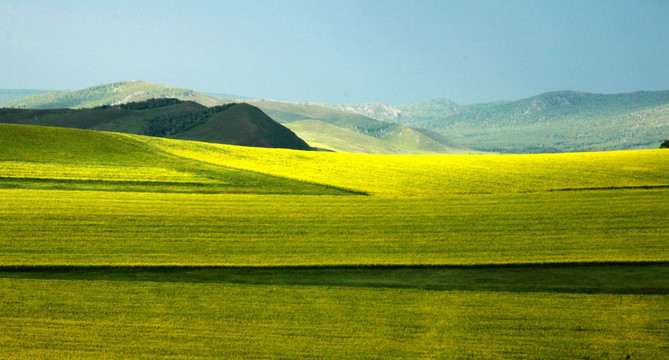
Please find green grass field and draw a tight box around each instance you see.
[1,189,667,266]
[1,123,668,358]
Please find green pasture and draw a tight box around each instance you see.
[1,123,668,358]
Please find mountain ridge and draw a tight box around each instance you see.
[5,81,666,153]
[327,90,669,152]
[0,98,312,151]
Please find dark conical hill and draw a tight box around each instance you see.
[175,103,312,150]
[0,99,313,151]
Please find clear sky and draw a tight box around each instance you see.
[1,0,668,105]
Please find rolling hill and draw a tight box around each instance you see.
[283,119,412,153]
[0,99,312,151]
[0,123,345,194]
[329,90,669,153]
[0,80,227,109]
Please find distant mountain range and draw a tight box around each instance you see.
[327,91,669,152]
[0,81,467,154]
[0,98,311,151]
[3,81,668,153]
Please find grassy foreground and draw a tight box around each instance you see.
[1,275,667,360]
[1,124,668,358]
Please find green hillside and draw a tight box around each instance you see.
[0,80,226,109]
[335,90,669,153]
[0,123,349,195]
[284,119,413,153]
[1,123,667,265]
[0,99,312,150]
[248,99,466,154]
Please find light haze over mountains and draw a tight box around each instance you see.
[2,80,668,153]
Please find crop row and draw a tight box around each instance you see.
[1,188,666,266]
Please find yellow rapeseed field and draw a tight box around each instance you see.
[134,135,669,196]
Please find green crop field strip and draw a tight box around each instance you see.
[0,123,668,358]
[1,189,667,266]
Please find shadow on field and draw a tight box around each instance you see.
[0,262,667,294]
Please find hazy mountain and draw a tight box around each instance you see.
[327,103,402,122]
[326,98,465,124]
[247,100,469,154]
[332,90,669,153]
[0,89,53,104]
[0,98,311,151]
[0,80,227,109]
[202,91,253,101]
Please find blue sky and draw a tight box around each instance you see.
[1,0,668,104]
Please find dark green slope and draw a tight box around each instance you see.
[175,103,312,150]
[0,99,313,151]
[0,100,206,133]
